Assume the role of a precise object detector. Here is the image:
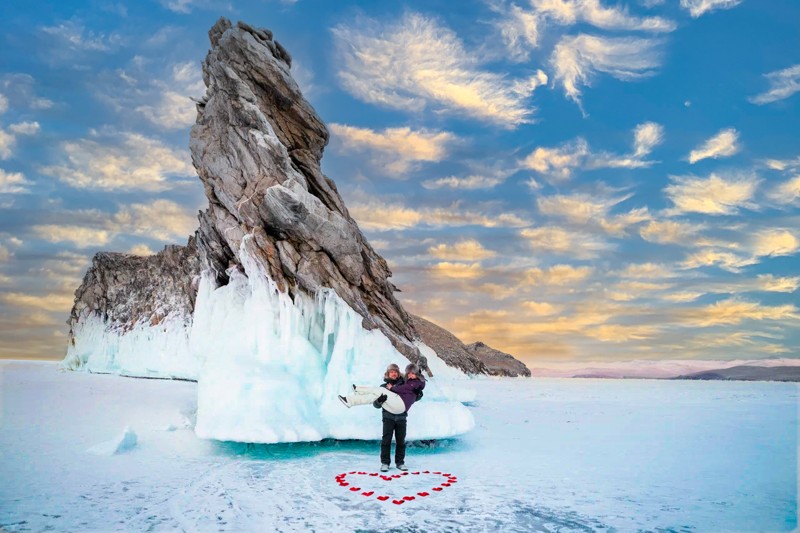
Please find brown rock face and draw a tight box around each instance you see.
[466,342,531,377]
[410,315,489,375]
[67,240,202,346]
[190,18,421,363]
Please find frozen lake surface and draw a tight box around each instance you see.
[1,360,796,532]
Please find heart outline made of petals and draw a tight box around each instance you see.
[334,471,458,504]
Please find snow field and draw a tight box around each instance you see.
[2,361,796,532]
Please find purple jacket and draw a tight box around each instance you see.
[390,378,426,412]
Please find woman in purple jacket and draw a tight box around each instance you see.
[338,364,426,471]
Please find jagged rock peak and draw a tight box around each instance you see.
[190,18,422,363]
[410,314,489,375]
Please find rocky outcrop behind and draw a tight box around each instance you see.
[411,315,529,377]
[466,342,531,377]
[410,315,488,375]
[190,18,421,364]
[65,240,201,353]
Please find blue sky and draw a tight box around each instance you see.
[0,0,798,364]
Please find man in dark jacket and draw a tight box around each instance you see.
[374,364,425,471]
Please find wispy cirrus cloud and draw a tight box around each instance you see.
[333,12,548,127]
[767,175,800,205]
[520,226,612,258]
[639,219,701,244]
[664,172,759,215]
[330,124,456,176]
[522,122,664,179]
[680,0,742,18]
[32,199,198,248]
[688,128,740,163]
[550,34,663,109]
[42,131,195,191]
[135,62,204,130]
[40,19,123,52]
[749,64,800,105]
[429,262,486,280]
[536,192,650,236]
[350,199,529,232]
[428,240,496,261]
[532,0,675,32]
[0,121,40,160]
[0,168,31,194]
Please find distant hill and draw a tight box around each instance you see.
[674,365,800,382]
[465,342,531,377]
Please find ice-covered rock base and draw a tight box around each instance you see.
[192,240,474,443]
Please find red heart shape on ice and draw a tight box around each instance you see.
[335,471,458,504]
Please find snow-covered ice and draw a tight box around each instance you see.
[86,426,138,456]
[1,360,796,532]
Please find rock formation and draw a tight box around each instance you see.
[190,18,421,364]
[465,342,531,377]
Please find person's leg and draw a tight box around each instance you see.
[380,391,406,414]
[344,387,382,407]
[380,418,394,466]
[394,419,407,466]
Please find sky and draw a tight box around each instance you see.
[0,0,798,365]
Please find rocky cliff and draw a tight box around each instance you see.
[466,341,531,377]
[64,18,424,375]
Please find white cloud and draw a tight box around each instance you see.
[680,0,742,18]
[8,122,40,135]
[42,132,195,191]
[0,168,31,194]
[750,64,800,105]
[536,192,649,236]
[333,13,547,127]
[0,94,7,114]
[633,122,664,157]
[128,244,156,256]
[688,128,740,164]
[40,19,122,52]
[551,34,663,108]
[520,226,611,258]
[532,0,675,32]
[767,175,800,205]
[32,225,112,248]
[0,121,40,160]
[522,139,588,179]
[522,122,663,179]
[0,74,55,111]
[430,262,485,280]
[664,173,758,215]
[750,229,799,258]
[428,240,496,261]
[524,264,594,285]
[135,62,204,130]
[683,298,798,327]
[639,219,700,244]
[32,199,197,248]
[0,243,11,262]
[422,173,507,190]
[113,199,197,242]
[497,4,543,60]
[330,124,456,176]
[350,200,529,232]
[756,274,800,293]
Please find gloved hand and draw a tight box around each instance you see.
[415,389,424,401]
[372,393,388,409]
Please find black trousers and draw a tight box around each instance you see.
[381,415,407,465]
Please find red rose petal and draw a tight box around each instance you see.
[441,483,451,487]
[358,471,366,475]
[369,473,379,476]
[392,475,401,479]
[349,487,360,491]
[340,482,349,486]
[362,491,374,497]
[349,471,356,474]
[432,487,443,492]
[417,492,429,497]
[433,471,441,474]
[401,472,409,476]
[392,499,405,505]
[412,472,420,475]
[443,473,451,477]
[423,470,430,474]
[403,496,415,501]
[377,496,389,501]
